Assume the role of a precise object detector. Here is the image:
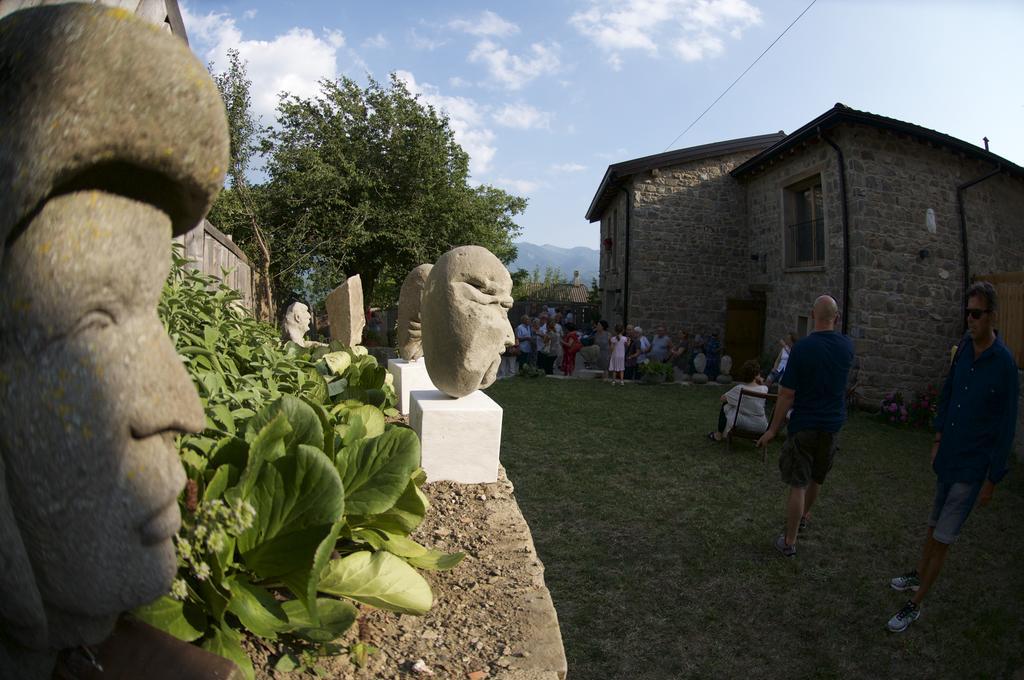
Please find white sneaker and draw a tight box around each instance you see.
[887,600,920,632]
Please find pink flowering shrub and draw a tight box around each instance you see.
[880,385,940,428]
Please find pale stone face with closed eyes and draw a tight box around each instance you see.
[420,246,515,398]
[0,192,205,650]
[0,4,227,674]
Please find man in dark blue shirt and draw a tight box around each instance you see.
[887,281,1018,632]
[757,295,854,557]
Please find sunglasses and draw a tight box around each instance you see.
[966,308,991,319]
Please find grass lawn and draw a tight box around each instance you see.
[486,377,1024,680]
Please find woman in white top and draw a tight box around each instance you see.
[708,359,769,441]
[766,333,798,388]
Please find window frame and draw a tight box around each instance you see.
[780,170,828,271]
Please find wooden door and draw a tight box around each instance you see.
[725,299,765,370]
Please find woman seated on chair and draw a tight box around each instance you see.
[708,359,768,442]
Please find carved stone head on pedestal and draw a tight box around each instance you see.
[420,246,515,398]
[282,301,314,346]
[0,5,227,676]
[396,264,432,361]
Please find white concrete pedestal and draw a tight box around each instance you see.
[387,358,436,415]
[410,390,503,483]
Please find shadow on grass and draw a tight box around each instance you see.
[486,378,1024,680]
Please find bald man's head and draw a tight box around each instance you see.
[811,295,839,330]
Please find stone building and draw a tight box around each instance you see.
[587,104,1024,401]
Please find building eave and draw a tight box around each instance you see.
[585,133,786,222]
[731,103,1024,180]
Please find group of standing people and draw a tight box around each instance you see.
[605,324,726,382]
[508,310,583,377]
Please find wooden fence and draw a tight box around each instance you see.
[975,272,1024,366]
[173,219,254,311]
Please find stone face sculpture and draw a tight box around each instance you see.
[396,264,433,361]
[691,353,709,384]
[282,301,316,347]
[326,275,365,347]
[420,246,515,398]
[693,352,707,374]
[0,4,227,676]
[717,355,734,384]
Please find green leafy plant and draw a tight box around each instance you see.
[639,360,673,383]
[137,249,462,678]
[517,363,546,378]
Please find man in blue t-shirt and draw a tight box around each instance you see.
[885,281,1018,633]
[757,295,854,557]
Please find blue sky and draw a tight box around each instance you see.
[181,0,1024,250]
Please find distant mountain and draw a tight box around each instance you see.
[509,242,599,284]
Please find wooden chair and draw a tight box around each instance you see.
[725,389,778,461]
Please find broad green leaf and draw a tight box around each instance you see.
[224,577,289,640]
[318,551,432,614]
[347,405,385,439]
[203,464,232,502]
[202,623,254,680]
[274,654,300,673]
[279,520,346,623]
[281,599,358,643]
[335,429,420,516]
[238,445,344,578]
[132,596,205,642]
[196,578,230,623]
[371,532,464,571]
[300,396,335,460]
[323,351,352,376]
[246,395,323,455]
[349,475,428,535]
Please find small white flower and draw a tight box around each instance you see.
[206,531,225,553]
[170,578,188,601]
[194,561,211,581]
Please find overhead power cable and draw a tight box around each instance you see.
[663,0,819,152]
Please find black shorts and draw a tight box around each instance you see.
[779,430,838,487]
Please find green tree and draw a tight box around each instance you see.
[263,74,524,306]
[207,49,279,322]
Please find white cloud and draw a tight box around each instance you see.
[394,70,497,176]
[181,5,342,123]
[550,162,587,172]
[325,29,345,48]
[496,177,541,194]
[449,10,520,37]
[493,102,552,130]
[409,28,447,51]
[569,0,761,67]
[674,32,723,62]
[469,39,560,90]
[242,9,257,20]
[362,33,389,48]
[448,76,471,88]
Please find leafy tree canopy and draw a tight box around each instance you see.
[209,65,525,312]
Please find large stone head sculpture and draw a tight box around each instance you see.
[0,4,227,673]
[396,264,432,361]
[420,246,515,398]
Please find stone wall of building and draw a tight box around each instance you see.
[598,192,627,323]
[743,137,844,359]
[601,149,757,333]
[744,123,1024,405]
